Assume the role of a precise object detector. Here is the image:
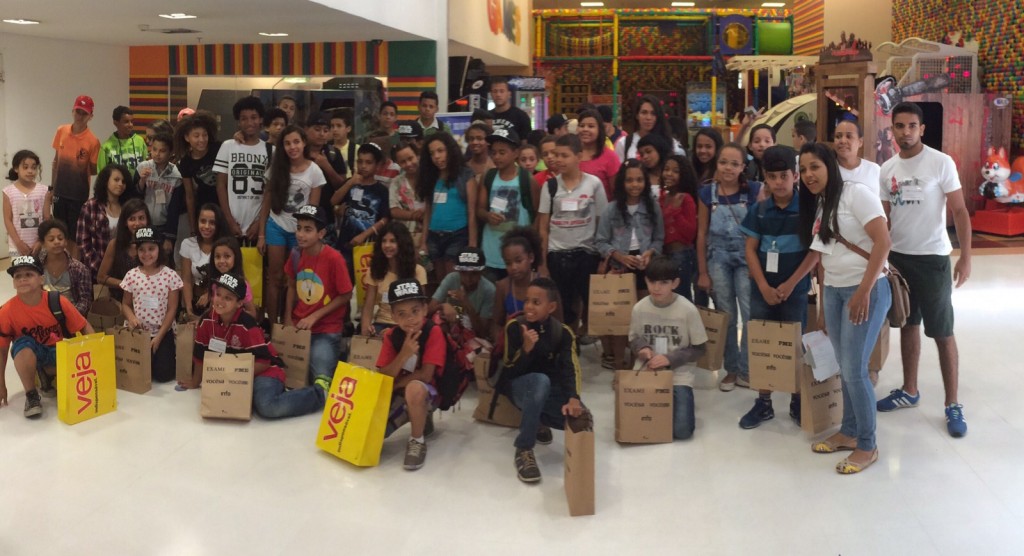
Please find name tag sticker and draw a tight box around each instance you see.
[903,185,924,202]
[209,338,227,354]
[350,188,364,202]
[433,191,448,204]
[766,249,780,274]
[561,199,579,212]
[654,336,669,355]
[490,196,509,212]
[155,189,167,204]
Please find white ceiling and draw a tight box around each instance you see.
[533,0,790,8]
[0,0,425,46]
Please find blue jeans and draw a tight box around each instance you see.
[668,248,696,302]
[252,376,325,419]
[310,332,343,381]
[509,373,574,450]
[749,283,809,329]
[824,278,891,452]
[708,249,750,377]
[673,385,695,440]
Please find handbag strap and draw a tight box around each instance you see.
[834,232,892,277]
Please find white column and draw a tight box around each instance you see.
[435,5,449,104]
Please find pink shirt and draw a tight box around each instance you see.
[579,147,622,200]
[4,182,49,252]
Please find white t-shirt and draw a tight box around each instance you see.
[810,181,888,288]
[879,145,961,256]
[614,132,685,162]
[538,172,608,253]
[269,162,326,233]
[120,266,184,336]
[628,294,709,386]
[213,140,270,232]
[839,158,880,191]
[178,237,211,284]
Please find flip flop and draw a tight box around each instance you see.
[812,437,857,453]
[836,449,879,474]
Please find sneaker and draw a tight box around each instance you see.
[424,412,435,438]
[578,335,598,346]
[601,354,616,370]
[736,376,750,389]
[945,404,968,438]
[739,397,774,429]
[789,395,801,424]
[403,438,427,470]
[536,425,553,445]
[36,369,56,398]
[515,448,541,483]
[877,388,920,412]
[313,375,332,394]
[24,390,42,419]
[719,373,737,392]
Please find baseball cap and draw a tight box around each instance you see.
[486,126,520,147]
[762,145,798,173]
[177,107,196,120]
[73,95,94,115]
[397,120,424,140]
[546,114,568,133]
[388,279,428,305]
[7,255,43,277]
[294,205,327,230]
[306,111,331,128]
[132,227,160,245]
[597,105,613,124]
[454,247,486,272]
[214,272,248,300]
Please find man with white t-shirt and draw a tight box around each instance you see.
[875,102,972,438]
[215,96,272,242]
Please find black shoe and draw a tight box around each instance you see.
[424,412,435,438]
[536,425,553,445]
[36,369,56,399]
[24,390,43,419]
[790,395,801,425]
[739,397,774,429]
[515,448,541,483]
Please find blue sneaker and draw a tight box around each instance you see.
[945,404,968,438]
[877,388,920,412]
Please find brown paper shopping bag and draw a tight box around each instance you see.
[587,273,636,336]
[799,364,843,435]
[869,327,889,372]
[472,354,523,427]
[113,327,152,394]
[200,352,255,421]
[695,307,729,371]
[87,295,122,332]
[175,317,199,387]
[748,319,802,393]
[349,335,384,371]
[564,413,595,517]
[271,324,312,389]
[614,369,673,444]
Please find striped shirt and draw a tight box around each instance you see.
[740,194,810,293]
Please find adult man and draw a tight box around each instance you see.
[47,95,101,258]
[97,106,147,176]
[489,77,531,141]
[875,102,972,438]
[214,96,271,241]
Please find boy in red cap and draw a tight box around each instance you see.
[46,95,101,258]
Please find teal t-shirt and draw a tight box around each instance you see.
[481,172,531,269]
[430,177,469,232]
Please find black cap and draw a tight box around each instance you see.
[294,205,327,230]
[454,247,486,272]
[397,120,424,140]
[762,145,798,173]
[546,114,568,133]
[7,255,43,276]
[597,105,613,124]
[306,111,331,128]
[486,126,520,147]
[387,279,427,305]
[132,227,160,245]
[214,272,248,300]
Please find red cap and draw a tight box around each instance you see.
[73,95,94,115]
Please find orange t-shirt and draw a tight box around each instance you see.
[0,293,88,349]
[52,124,100,200]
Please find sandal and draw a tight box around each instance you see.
[836,449,879,474]
[811,435,857,453]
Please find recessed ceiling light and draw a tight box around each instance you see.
[2,19,40,25]
[580,2,605,7]
[672,2,696,6]
[761,2,786,6]
[259,32,289,37]
[159,13,197,20]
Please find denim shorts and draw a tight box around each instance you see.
[427,228,469,262]
[265,217,298,249]
[12,336,57,371]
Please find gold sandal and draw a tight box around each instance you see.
[836,449,879,474]
[811,436,857,454]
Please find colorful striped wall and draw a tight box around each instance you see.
[791,0,824,56]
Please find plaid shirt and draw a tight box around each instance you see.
[39,249,94,317]
[76,198,111,281]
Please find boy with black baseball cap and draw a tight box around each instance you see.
[430,246,496,338]
[0,255,94,418]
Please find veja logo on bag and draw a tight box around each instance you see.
[322,376,359,443]
[74,351,98,415]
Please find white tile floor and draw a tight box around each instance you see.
[2,254,1022,556]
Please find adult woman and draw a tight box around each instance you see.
[361,222,427,335]
[181,203,230,317]
[97,199,151,302]
[799,142,891,474]
[614,94,684,162]
[417,132,478,282]
[38,220,93,317]
[833,119,881,187]
[77,163,127,281]
[577,109,622,199]
[691,127,723,183]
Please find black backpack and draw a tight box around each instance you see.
[485,314,563,420]
[47,291,73,339]
[388,316,473,411]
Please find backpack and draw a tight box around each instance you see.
[388,313,474,411]
[483,166,536,221]
[47,291,73,339]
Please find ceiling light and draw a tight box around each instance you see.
[672,2,696,6]
[2,19,40,25]
[761,2,786,6]
[259,32,289,37]
[159,13,196,20]
[283,77,310,84]
[580,2,605,7]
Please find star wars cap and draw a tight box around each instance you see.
[306,111,331,128]
[388,279,428,305]
[454,247,486,272]
[294,205,327,229]
[486,126,520,147]
[214,272,247,300]
[7,255,43,277]
[761,145,798,173]
[397,120,424,140]
[132,227,160,245]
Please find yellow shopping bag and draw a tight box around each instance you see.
[352,241,375,307]
[241,245,263,307]
[56,333,117,425]
[315,361,393,467]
